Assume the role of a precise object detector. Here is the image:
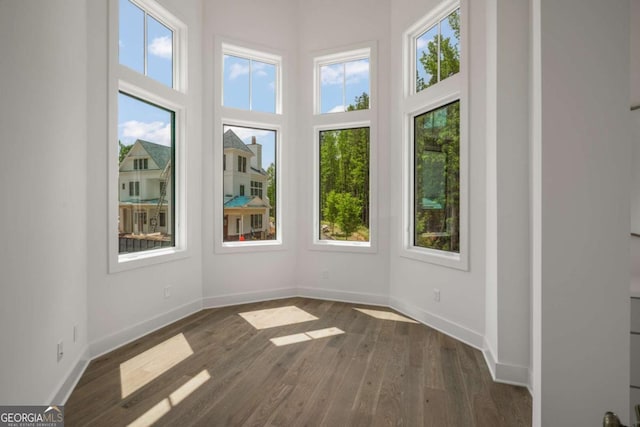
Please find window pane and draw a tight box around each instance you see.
[320,63,344,114]
[119,0,144,74]
[319,128,370,242]
[414,101,460,253]
[345,59,370,111]
[223,126,277,242]
[147,15,173,88]
[416,24,438,92]
[251,60,276,113]
[223,55,250,110]
[439,9,460,81]
[118,92,175,254]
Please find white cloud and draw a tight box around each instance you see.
[416,36,429,50]
[321,64,344,85]
[226,126,272,143]
[321,60,369,86]
[228,62,250,80]
[328,105,345,113]
[148,36,172,59]
[119,120,171,146]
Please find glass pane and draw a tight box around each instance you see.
[440,9,460,81]
[319,128,370,242]
[345,59,370,111]
[251,60,276,113]
[415,24,438,92]
[222,126,277,242]
[223,55,250,110]
[414,101,460,253]
[118,92,175,254]
[147,15,173,88]
[119,0,144,74]
[320,63,344,114]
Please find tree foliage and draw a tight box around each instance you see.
[266,162,276,221]
[335,192,362,237]
[417,10,460,91]
[119,140,132,164]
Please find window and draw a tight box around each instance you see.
[119,0,174,88]
[312,44,376,251]
[319,128,370,242]
[315,49,370,114]
[415,8,460,92]
[414,101,459,252]
[222,125,277,242]
[223,154,226,171]
[222,45,280,114]
[403,0,467,269]
[237,156,247,173]
[111,0,186,270]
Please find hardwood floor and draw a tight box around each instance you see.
[65,298,531,426]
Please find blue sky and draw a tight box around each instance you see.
[223,125,276,170]
[320,59,369,113]
[118,0,173,147]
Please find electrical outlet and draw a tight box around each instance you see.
[57,341,64,362]
[164,286,171,299]
[73,325,77,343]
[433,289,441,302]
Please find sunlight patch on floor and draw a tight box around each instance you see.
[354,308,419,323]
[270,327,344,347]
[239,306,318,330]
[127,369,211,427]
[120,333,194,399]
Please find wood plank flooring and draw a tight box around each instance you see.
[65,298,531,426]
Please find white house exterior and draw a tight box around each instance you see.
[118,140,172,239]
[223,130,271,240]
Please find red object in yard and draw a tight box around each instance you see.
[239,235,245,241]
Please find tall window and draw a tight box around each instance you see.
[218,43,282,249]
[404,0,467,269]
[222,126,277,242]
[313,45,376,250]
[112,0,186,268]
[319,128,370,242]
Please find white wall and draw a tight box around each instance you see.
[86,0,204,355]
[0,0,89,404]
[388,0,488,348]
[294,0,391,304]
[532,0,631,424]
[631,0,640,109]
[201,0,299,303]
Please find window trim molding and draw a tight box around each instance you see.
[400,0,469,270]
[108,0,189,273]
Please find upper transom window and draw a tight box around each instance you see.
[222,45,281,114]
[315,49,370,115]
[415,7,460,93]
[119,0,175,88]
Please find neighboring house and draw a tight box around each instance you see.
[118,140,172,238]
[223,130,271,240]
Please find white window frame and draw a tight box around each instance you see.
[215,39,286,254]
[108,0,189,273]
[310,42,377,253]
[401,0,468,270]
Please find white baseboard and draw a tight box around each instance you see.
[297,287,389,307]
[482,339,530,388]
[388,296,484,350]
[50,345,90,405]
[202,287,297,309]
[89,298,203,360]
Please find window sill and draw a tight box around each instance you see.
[399,246,468,271]
[215,239,286,254]
[310,239,376,254]
[110,246,190,274]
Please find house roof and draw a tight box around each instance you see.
[223,130,255,156]
[137,140,171,169]
[250,166,267,176]
[421,198,443,210]
[224,195,270,209]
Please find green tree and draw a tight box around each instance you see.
[417,10,460,91]
[336,192,362,238]
[323,190,339,234]
[119,140,132,164]
[266,162,276,221]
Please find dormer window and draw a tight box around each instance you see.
[133,158,148,170]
